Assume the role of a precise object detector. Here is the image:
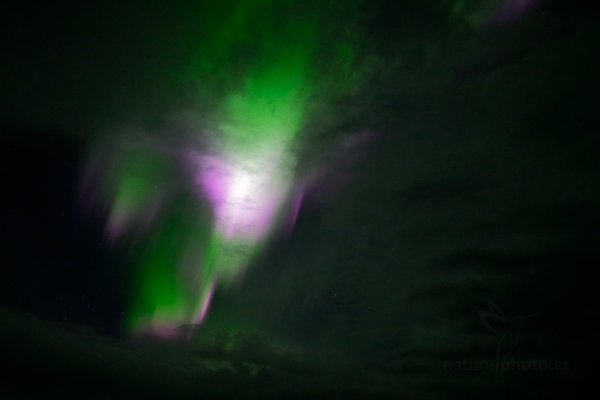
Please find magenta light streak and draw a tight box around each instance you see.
[195,281,216,324]
[187,150,291,241]
[105,211,127,242]
[491,0,540,25]
[287,187,304,233]
[134,321,180,339]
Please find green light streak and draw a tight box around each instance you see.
[115,0,363,335]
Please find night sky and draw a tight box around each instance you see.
[1,1,599,399]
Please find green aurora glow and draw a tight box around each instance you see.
[109,0,362,335]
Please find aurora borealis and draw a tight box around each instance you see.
[3,0,600,398]
[82,0,362,336]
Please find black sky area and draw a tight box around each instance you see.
[1,1,600,399]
